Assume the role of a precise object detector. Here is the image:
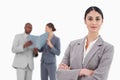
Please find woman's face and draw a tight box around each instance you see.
[85,10,103,33]
[45,26,52,33]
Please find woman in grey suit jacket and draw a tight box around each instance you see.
[39,23,61,80]
[57,6,114,80]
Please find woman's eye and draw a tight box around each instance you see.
[88,18,93,21]
[96,17,101,21]
[96,18,100,21]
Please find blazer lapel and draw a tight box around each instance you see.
[51,35,55,45]
[83,36,103,67]
[23,34,28,42]
[73,39,85,68]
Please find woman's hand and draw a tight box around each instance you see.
[79,68,94,76]
[47,39,53,48]
[58,63,70,70]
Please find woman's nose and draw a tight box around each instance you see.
[92,20,97,24]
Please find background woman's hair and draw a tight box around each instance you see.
[84,6,104,19]
[46,23,56,31]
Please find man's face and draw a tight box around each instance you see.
[25,23,32,34]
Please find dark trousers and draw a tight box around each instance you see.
[41,62,56,80]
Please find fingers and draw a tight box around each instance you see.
[79,69,94,76]
[34,48,38,50]
[33,48,38,57]
[24,41,33,48]
[34,48,38,52]
[27,41,32,45]
[47,39,53,48]
[58,63,70,70]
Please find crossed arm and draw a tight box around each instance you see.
[58,63,94,76]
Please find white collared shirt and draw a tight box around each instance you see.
[24,33,28,38]
[83,37,98,63]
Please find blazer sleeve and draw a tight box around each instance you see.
[12,35,24,53]
[56,42,80,80]
[50,38,60,56]
[61,42,71,65]
[56,69,80,80]
[83,45,114,80]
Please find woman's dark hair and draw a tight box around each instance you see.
[46,23,56,31]
[84,6,104,19]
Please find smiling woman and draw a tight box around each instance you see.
[84,6,103,34]
[56,6,114,80]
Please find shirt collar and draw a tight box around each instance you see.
[24,33,29,38]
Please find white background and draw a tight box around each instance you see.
[0,0,120,80]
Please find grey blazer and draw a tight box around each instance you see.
[56,36,114,80]
[40,34,60,64]
[12,33,34,70]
